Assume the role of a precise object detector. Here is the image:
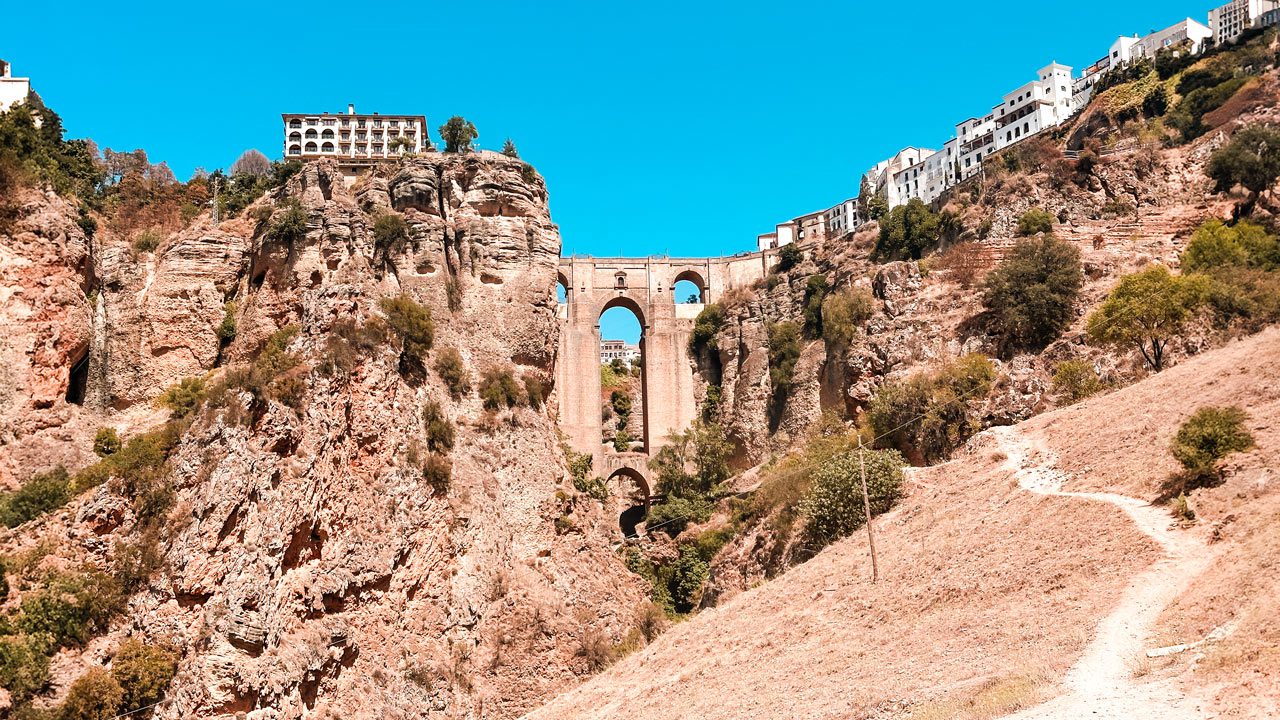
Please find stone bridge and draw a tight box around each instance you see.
[555,251,777,526]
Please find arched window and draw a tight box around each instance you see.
[614,272,627,289]
[304,129,318,139]
[321,129,335,139]
[289,119,302,128]
[304,142,317,153]
[321,142,335,153]
[671,270,707,304]
[289,131,302,141]
[288,144,301,156]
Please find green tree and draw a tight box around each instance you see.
[1170,405,1254,486]
[689,303,724,354]
[433,346,471,398]
[800,448,905,551]
[856,174,874,218]
[1206,125,1280,206]
[981,235,1083,353]
[766,321,802,399]
[479,368,523,410]
[820,287,875,352]
[1182,218,1279,272]
[264,199,308,245]
[93,427,121,457]
[1016,207,1055,236]
[0,467,72,528]
[0,633,51,704]
[373,212,409,253]
[1086,266,1208,371]
[865,193,888,221]
[111,638,179,714]
[776,243,803,271]
[613,428,632,452]
[801,275,830,338]
[876,198,940,259]
[60,667,124,720]
[611,390,632,417]
[501,138,519,158]
[1052,359,1103,404]
[669,545,709,613]
[439,116,479,153]
[379,294,434,372]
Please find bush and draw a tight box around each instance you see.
[1206,124,1280,200]
[379,294,434,373]
[610,390,632,418]
[568,451,608,501]
[867,354,995,465]
[1016,208,1054,236]
[981,235,1083,353]
[876,198,940,259]
[669,545,709,614]
[422,453,451,492]
[800,448,905,552]
[59,667,124,720]
[157,376,206,419]
[422,401,455,453]
[1086,266,1208,371]
[18,570,122,650]
[0,633,51,703]
[523,374,547,410]
[801,275,830,338]
[318,318,387,377]
[111,637,179,713]
[1170,76,1249,140]
[216,302,237,344]
[264,199,308,245]
[0,467,71,528]
[131,229,161,253]
[820,287,875,352]
[433,347,471,398]
[479,368,523,410]
[1170,406,1254,483]
[645,495,713,537]
[238,325,305,408]
[776,243,803,272]
[373,212,409,253]
[689,303,725,355]
[1202,266,1280,330]
[766,321,802,401]
[613,428,632,452]
[1182,219,1278,271]
[1052,359,1103,404]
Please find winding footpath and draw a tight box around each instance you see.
[989,426,1219,720]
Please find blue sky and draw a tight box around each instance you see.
[3,0,1205,342]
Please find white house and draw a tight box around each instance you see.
[878,147,934,208]
[0,60,31,113]
[282,104,428,164]
[992,63,1076,152]
[1106,36,1143,70]
[823,198,860,238]
[1209,0,1280,45]
[1136,18,1213,57]
[956,114,997,180]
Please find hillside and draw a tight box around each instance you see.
[527,327,1280,720]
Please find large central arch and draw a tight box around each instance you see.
[555,252,776,532]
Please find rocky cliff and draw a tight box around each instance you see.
[0,152,645,718]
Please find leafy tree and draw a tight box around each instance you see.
[776,243,803,272]
[856,174,873,218]
[439,116,478,153]
[800,448,905,551]
[821,287,875,352]
[501,138,519,158]
[684,292,702,304]
[867,354,995,464]
[0,96,103,199]
[111,637,179,714]
[766,321,802,399]
[1016,207,1055,236]
[1182,218,1279,271]
[1170,406,1254,482]
[373,212,409,252]
[379,294,434,372]
[93,427,121,457]
[613,428,632,452]
[1142,85,1169,117]
[865,193,888,221]
[689,303,724,354]
[981,235,1083,353]
[875,198,940,259]
[611,390,632,417]
[59,667,124,720]
[1086,266,1208,371]
[157,376,206,419]
[388,136,415,153]
[1207,124,1280,207]
[0,633,51,704]
[1052,359,1103,404]
[264,199,308,245]
[669,545,709,613]
[230,149,271,177]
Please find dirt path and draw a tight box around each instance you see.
[989,426,1217,719]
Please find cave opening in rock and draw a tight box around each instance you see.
[619,504,647,539]
[66,349,90,405]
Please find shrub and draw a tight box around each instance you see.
[867,354,995,465]
[0,633,51,703]
[1016,208,1054,236]
[1182,219,1278,272]
[433,347,471,398]
[235,325,305,408]
[821,287,875,352]
[373,212,409,253]
[439,116,479,153]
[611,390,632,417]
[1202,266,1280,330]
[479,368,523,410]
[689,303,725,355]
[1086,266,1209,371]
[215,302,238,344]
[523,374,547,410]
[934,241,986,288]
[112,527,166,592]
[1052,359,1103,404]
[1170,76,1249,140]
[1206,124,1280,201]
[318,317,387,377]
[422,401,455,453]
[422,454,451,491]
[1143,85,1170,117]
[776,243,803,272]
[669,545,709,614]
[93,427,119,457]
[379,294,434,373]
[1170,406,1254,483]
[157,376,206,419]
[568,451,608,500]
[111,637,179,713]
[59,667,124,720]
[264,199,308,245]
[613,428,632,452]
[801,275,830,338]
[981,235,1083,354]
[131,229,161,253]
[645,495,713,537]
[766,321,802,401]
[18,570,123,649]
[0,467,71,528]
[800,448,905,551]
[501,138,519,158]
[876,198,940,259]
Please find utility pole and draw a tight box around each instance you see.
[858,437,880,583]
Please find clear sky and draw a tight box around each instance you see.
[3,0,1205,342]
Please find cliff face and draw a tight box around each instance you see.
[0,153,644,719]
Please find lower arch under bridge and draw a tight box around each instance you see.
[555,252,777,535]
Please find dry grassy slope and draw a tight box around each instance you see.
[526,328,1280,720]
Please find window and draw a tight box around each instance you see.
[615,272,627,288]
[289,119,301,128]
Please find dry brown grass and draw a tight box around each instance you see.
[908,670,1054,720]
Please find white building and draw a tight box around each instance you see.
[283,104,428,164]
[756,219,796,251]
[1106,35,1143,71]
[992,63,1076,151]
[877,147,933,208]
[601,340,640,365]
[0,60,31,113]
[1136,18,1213,57]
[1209,0,1280,45]
[823,198,860,238]
[956,113,996,180]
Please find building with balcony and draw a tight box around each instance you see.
[1209,0,1280,45]
[600,340,640,365]
[956,114,996,180]
[1137,18,1213,57]
[992,63,1076,151]
[282,103,428,169]
[823,198,861,239]
[0,60,31,113]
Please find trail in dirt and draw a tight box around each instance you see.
[991,426,1217,720]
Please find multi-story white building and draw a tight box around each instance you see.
[0,60,31,113]
[1137,18,1213,57]
[877,147,933,208]
[1209,0,1280,45]
[282,104,428,164]
[600,340,640,365]
[992,63,1076,151]
[823,198,861,238]
[956,113,996,180]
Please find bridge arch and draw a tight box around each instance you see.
[598,294,647,330]
[671,269,707,304]
[604,461,651,538]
